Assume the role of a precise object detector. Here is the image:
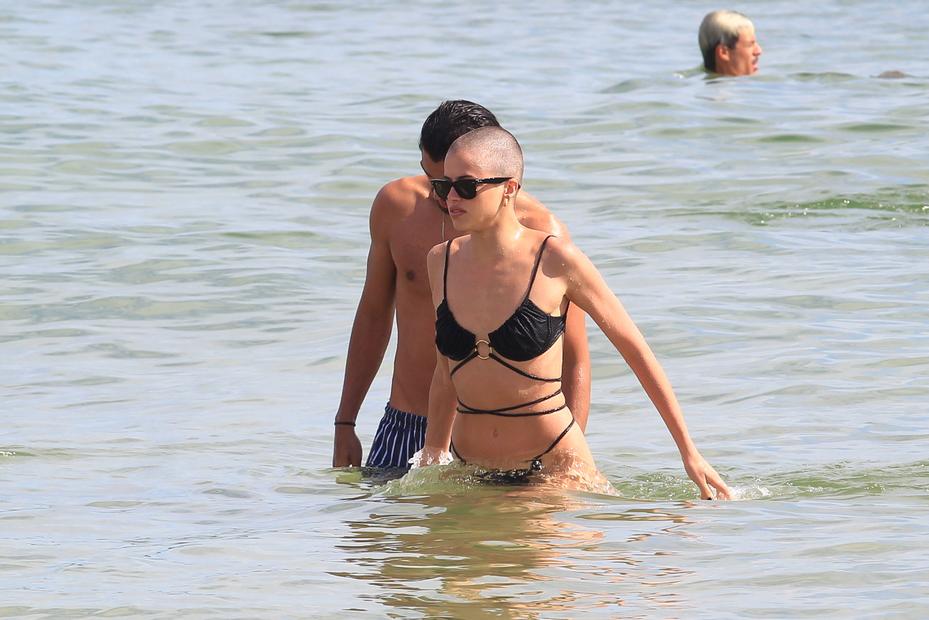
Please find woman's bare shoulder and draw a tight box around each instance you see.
[536,234,586,281]
[426,239,447,272]
[541,234,581,260]
[426,235,472,272]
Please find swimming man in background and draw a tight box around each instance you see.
[332,100,590,470]
[698,10,763,76]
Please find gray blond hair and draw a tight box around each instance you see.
[698,10,754,72]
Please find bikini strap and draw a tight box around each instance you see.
[524,235,555,301]
[457,387,563,415]
[529,416,575,471]
[442,239,452,298]
[450,350,478,377]
[458,402,567,417]
[450,439,465,464]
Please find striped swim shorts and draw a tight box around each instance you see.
[365,404,428,469]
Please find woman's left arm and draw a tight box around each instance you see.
[556,240,731,500]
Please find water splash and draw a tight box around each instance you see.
[355,460,929,503]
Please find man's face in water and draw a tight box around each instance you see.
[420,152,447,209]
[717,26,762,76]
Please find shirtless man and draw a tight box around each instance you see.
[332,100,590,469]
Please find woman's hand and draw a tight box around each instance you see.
[409,447,453,469]
[683,452,731,500]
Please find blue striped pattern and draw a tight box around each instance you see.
[365,404,428,469]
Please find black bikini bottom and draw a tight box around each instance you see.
[450,416,575,484]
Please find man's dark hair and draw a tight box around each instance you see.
[419,100,500,162]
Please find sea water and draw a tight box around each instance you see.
[2,1,928,617]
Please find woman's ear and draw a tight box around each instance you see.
[505,179,520,199]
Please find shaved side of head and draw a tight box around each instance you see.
[447,126,524,183]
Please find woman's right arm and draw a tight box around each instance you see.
[419,348,458,462]
[412,243,459,466]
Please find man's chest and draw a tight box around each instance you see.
[391,221,447,296]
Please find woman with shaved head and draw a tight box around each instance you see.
[414,126,730,498]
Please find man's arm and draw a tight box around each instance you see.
[562,308,591,431]
[332,186,399,467]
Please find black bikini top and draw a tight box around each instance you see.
[436,236,575,469]
[435,235,568,364]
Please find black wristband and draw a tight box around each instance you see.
[334,421,356,427]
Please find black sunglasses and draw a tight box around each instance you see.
[430,177,512,200]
